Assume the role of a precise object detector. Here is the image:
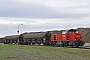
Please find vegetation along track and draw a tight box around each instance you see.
[0,44,90,60]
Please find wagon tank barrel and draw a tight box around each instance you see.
[4,35,19,44]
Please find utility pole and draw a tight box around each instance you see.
[17,24,23,44]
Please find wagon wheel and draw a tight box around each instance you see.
[38,42,41,45]
[71,45,73,48]
[43,43,46,46]
[32,43,35,45]
[29,43,31,45]
[47,43,50,46]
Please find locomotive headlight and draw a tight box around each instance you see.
[77,36,79,37]
[63,35,65,37]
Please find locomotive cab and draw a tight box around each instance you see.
[67,29,82,41]
[67,29,78,33]
[67,29,85,47]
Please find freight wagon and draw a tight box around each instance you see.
[0,37,4,43]
[19,32,51,45]
[4,35,19,44]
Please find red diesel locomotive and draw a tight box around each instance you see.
[50,29,84,47]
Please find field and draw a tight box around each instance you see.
[0,44,90,60]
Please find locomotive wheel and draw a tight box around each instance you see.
[75,44,79,48]
[51,43,55,46]
[64,42,68,47]
[56,44,60,47]
[64,44,68,47]
[62,44,64,47]
[74,41,79,48]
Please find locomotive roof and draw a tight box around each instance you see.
[68,29,77,32]
[22,32,47,39]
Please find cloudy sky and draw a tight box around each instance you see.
[0,0,90,37]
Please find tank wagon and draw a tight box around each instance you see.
[4,35,19,44]
[19,32,51,45]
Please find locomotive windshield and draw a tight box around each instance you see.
[62,30,67,34]
[67,29,78,34]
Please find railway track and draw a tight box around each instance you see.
[80,46,90,49]
[1,43,90,50]
[79,43,90,49]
